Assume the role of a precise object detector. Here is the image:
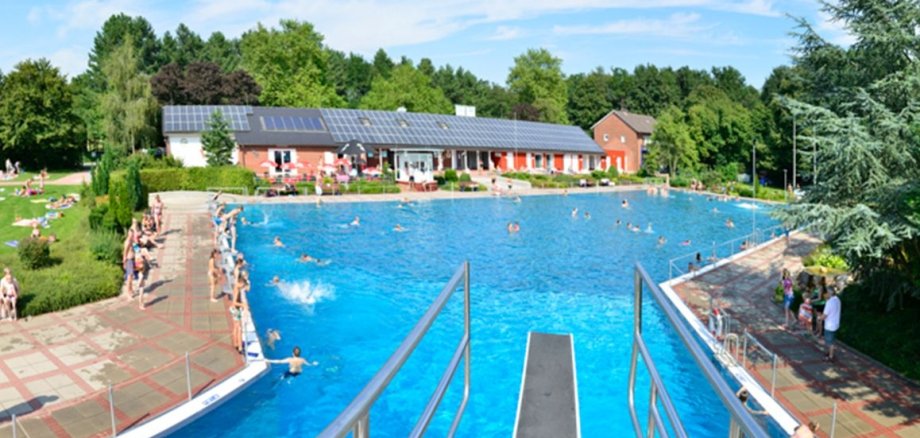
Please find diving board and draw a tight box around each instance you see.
[514,332,581,438]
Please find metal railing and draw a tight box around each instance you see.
[628,263,769,438]
[207,186,249,196]
[667,222,792,280]
[318,262,471,438]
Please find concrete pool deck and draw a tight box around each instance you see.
[670,234,920,438]
[0,202,245,437]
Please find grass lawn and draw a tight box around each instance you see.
[0,170,80,184]
[0,185,122,317]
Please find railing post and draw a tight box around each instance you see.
[770,353,778,397]
[186,351,193,400]
[463,260,471,402]
[108,384,116,437]
[646,386,658,438]
[742,333,748,368]
[830,401,837,438]
[11,414,16,438]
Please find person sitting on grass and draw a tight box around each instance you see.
[266,346,318,378]
[30,222,41,240]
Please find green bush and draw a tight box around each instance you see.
[138,167,256,193]
[90,231,123,265]
[671,175,690,187]
[125,160,147,211]
[19,258,122,317]
[88,205,109,231]
[444,169,459,182]
[803,246,849,270]
[91,147,117,196]
[342,180,400,194]
[121,152,184,170]
[607,166,619,178]
[459,172,472,183]
[17,238,51,269]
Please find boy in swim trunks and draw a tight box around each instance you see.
[266,346,317,377]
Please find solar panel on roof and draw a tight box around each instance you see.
[259,115,326,133]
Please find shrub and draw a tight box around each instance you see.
[90,231,123,265]
[125,159,147,211]
[137,167,256,193]
[671,175,690,187]
[803,246,849,270]
[91,147,117,196]
[607,167,619,178]
[591,170,608,180]
[106,176,133,230]
[121,152,184,170]
[18,238,51,269]
[459,172,472,183]
[444,169,459,182]
[19,258,122,317]
[88,205,109,231]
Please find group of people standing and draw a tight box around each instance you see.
[122,195,166,310]
[782,269,842,362]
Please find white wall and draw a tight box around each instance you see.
[167,134,238,167]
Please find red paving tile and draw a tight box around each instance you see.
[672,234,920,438]
[0,211,244,437]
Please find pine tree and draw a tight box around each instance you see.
[201,110,235,166]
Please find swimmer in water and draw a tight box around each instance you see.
[266,346,317,377]
[680,240,692,246]
[394,224,405,232]
[725,218,735,228]
[571,208,578,218]
[615,219,622,226]
[712,207,719,214]
[350,216,361,227]
[621,199,630,208]
[657,236,667,246]
[265,329,281,350]
[507,222,520,233]
[298,253,318,264]
[646,223,653,233]
[241,217,249,225]
[271,275,280,285]
[273,236,284,247]
[584,211,591,219]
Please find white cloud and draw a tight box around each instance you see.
[48,46,90,78]
[486,25,523,41]
[714,0,779,17]
[553,12,709,38]
[29,0,155,37]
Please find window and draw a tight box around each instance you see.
[603,133,609,142]
[534,154,543,169]
[620,135,626,144]
[397,119,409,128]
[359,117,371,127]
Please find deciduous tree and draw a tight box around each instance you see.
[507,48,569,124]
[647,106,696,175]
[359,64,452,114]
[100,39,158,154]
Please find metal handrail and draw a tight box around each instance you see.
[318,262,471,438]
[629,263,769,438]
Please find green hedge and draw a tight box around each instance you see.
[134,166,256,193]
[19,258,122,316]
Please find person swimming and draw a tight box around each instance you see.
[350,216,361,227]
[265,329,281,350]
[725,218,735,228]
[621,199,630,208]
[615,219,621,226]
[299,253,318,263]
[394,224,406,232]
[645,223,653,233]
[241,217,249,225]
[273,236,284,247]
[507,222,520,233]
[711,207,719,214]
[584,211,591,219]
[571,208,578,218]
[266,346,317,378]
[680,240,692,246]
[270,275,280,285]
[657,236,666,246]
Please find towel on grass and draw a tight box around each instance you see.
[30,199,50,204]
[4,240,18,248]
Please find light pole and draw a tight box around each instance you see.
[752,142,757,242]
[792,115,797,189]
[783,169,788,202]
[813,141,817,186]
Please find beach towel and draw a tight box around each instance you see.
[4,240,18,248]
[12,219,34,227]
[30,199,49,204]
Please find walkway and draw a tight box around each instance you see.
[0,203,243,437]
[671,234,920,437]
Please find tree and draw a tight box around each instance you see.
[184,62,224,104]
[775,0,920,304]
[359,64,453,113]
[626,65,680,116]
[91,146,116,196]
[222,70,261,105]
[87,14,161,89]
[201,110,235,166]
[371,48,394,79]
[0,58,83,168]
[240,20,343,107]
[647,106,697,175]
[202,32,241,72]
[150,63,186,105]
[567,68,612,131]
[507,48,569,124]
[100,38,158,154]
[71,72,106,151]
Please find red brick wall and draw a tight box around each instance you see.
[593,114,643,173]
[238,146,334,177]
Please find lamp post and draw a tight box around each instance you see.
[792,114,797,189]
[783,169,788,202]
[752,142,757,242]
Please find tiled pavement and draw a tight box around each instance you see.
[672,234,920,438]
[0,208,243,437]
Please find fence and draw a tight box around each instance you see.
[206,186,249,196]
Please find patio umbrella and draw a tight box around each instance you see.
[280,162,303,171]
[320,164,337,173]
[364,167,381,176]
[334,158,351,167]
[259,160,278,169]
[338,139,367,156]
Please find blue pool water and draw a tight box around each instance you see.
[179,190,777,437]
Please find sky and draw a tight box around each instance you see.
[0,0,854,89]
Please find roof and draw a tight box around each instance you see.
[162,105,603,155]
[591,110,656,135]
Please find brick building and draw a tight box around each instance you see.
[591,110,656,174]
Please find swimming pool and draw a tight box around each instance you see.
[178,190,778,437]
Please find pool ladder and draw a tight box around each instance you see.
[317,262,471,438]
[628,263,770,438]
